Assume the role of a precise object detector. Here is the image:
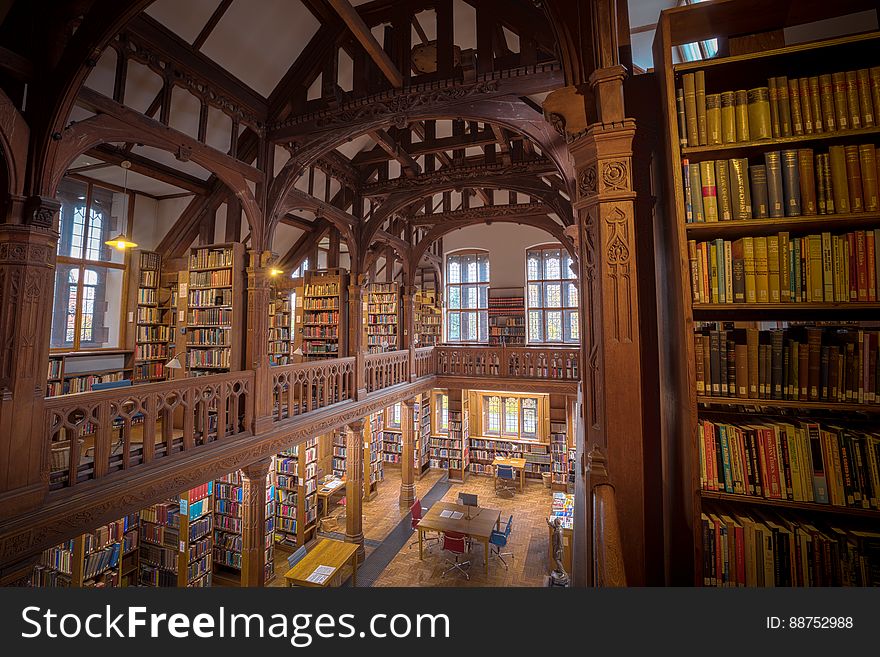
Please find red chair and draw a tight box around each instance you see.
[441,531,471,580]
[408,498,440,549]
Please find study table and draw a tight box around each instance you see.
[416,501,502,574]
[316,478,346,519]
[283,538,359,587]
[492,456,526,491]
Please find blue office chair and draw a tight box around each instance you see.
[489,515,514,569]
[287,545,307,569]
[495,464,516,495]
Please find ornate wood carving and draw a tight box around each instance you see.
[239,458,271,587]
[345,418,366,560]
[0,88,29,198]
[399,398,416,507]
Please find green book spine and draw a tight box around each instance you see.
[748,86,772,140]
[734,89,750,142]
[689,161,705,223]
[706,93,722,146]
[676,87,689,146]
[721,91,737,144]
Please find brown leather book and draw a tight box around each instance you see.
[844,145,864,213]
[832,71,850,131]
[776,76,792,136]
[857,68,874,128]
[816,153,827,214]
[747,328,759,399]
[797,148,817,215]
[768,77,781,137]
[798,78,814,134]
[798,334,810,399]
[695,333,705,395]
[809,76,824,133]
[870,68,880,130]
[735,342,749,398]
[807,328,822,402]
[788,77,804,135]
[682,73,699,147]
[845,70,861,130]
[828,145,850,214]
[819,74,836,132]
[696,70,708,146]
[859,144,879,212]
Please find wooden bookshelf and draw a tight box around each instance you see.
[274,439,318,548]
[213,470,276,583]
[127,250,174,382]
[31,514,138,588]
[446,390,469,482]
[365,282,400,353]
[269,281,294,366]
[297,268,348,359]
[138,483,213,587]
[364,412,384,500]
[45,351,131,397]
[415,392,432,479]
[654,0,880,586]
[185,243,245,375]
[331,430,347,479]
[414,290,441,347]
[488,288,526,346]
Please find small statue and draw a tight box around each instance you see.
[547,516,570,587]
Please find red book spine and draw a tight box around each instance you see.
[848,232,858,301]
[867,232,877,302]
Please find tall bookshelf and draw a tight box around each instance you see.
[274,439,318,548]
[414,290,441,346]
[446,390,469,482]
[655,0,880,586]
[380,400,430,478]
[365,412,384,500]
[365,282,400,353]
[138,483,214,587]
[213,470,276,583]
[31,514,138,588]
[186,243,245,375]
[126,250,174,381]
[488,288,526,346]
[296,269,348,359]
[331,430,347,479]
[269,285,293,366]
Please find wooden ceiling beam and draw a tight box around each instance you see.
[491,124,512,165]
[354,127,498,165]
[326,0,404,89]
[408,202,552,226]
[84,144,211,195]
[367,128,421,177]
[279,218,330,270]
[280,213,318,232]
[192,0,234,50]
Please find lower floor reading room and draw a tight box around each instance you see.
[31,390,576,588]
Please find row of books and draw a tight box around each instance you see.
[303,311,338,324]
[187,308,232,325]
[688,230,880,305]
[189,247,233,270]
[700,507,879,586]
[303,299,338,310]
[678,67,880,148]
[682,145,879,223]
[187,349,230,369]
[695,326,879,404]
[135,344,168,361]
[137,288,157,304]
[188,289,232,306]
[304,283,339,296]
[186,328,230,345]
[136,325,172,342]
[302,327,337,338]
[189,269,231,288]
[137,307,163,324]
[65,372,125,394]
[699,418,880,510]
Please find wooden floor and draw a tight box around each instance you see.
[269,465,556,587]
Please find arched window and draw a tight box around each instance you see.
[526,244,579,344]
[445,249,489,342]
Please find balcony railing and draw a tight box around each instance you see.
[43,345,580,490]
[270,356,356,422]
[435,345,580,380]
[364,349,410,392]
[45,371,254,490]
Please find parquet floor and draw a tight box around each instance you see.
[269,465,556,587]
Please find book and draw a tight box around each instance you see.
[728,158,752,220]
[788,77,804,135]
[768,77,781,137]
[845,70,861,129]
[859,144,879,212]
[819,73,836,132]
[764,151,784,218]
[832,71,849,130]
[706,93,722,145]
[749,165,769,219]
[857,68,874,128]
[776,76,792,137]
[700,161,719,222]
[720,91,737,143]
[828,145,850,214]
[696,70,708,146]
[747,86,772,140]
[716,159,733,221]
[808,76,823,133]
[734,89,750,142]
[676,87,688,146]
[844,145,864,212]
[689,161,705,223]
[798,77,814,134]
[682,73,699,147]
[780,149,801,217]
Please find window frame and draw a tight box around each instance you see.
[525,244,579,345]
[432,392,449,435]
[52,176,130,353]
[444,249,490,344]
[479,393,547,442]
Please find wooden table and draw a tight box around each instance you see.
[284,538,359,587]
[316,479,346,519]
[417,501,501,575]
[493,456,526,491]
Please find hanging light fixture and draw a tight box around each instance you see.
[270,268,284,277]
[105,160,138,250]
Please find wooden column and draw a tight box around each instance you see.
[401,284,416,380]
[0,195,60,524]
[347,276,367,399]
[569,64,645,586]
[246,250,273,433]
[399,398,416,507]
[239,458,272,587]
[344,418,366,561]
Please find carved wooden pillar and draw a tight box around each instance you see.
[401,284,416,380]
[347,277,367,399]
[568,64,645,586]
[0,195,60,522]
[239,458,271,587]
[344,418,366,561]
[246,250,273,434]
[399,397,416,507]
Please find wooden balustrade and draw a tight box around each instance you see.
[270,357,356,421]
[45,371,254,490]
[364,350,410,392]
[434,345,580,380]
[414,346,435,379]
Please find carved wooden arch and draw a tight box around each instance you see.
[49,112,265,248]
[0,88,29,198]
[363,231,413,286]
[361,176,573,253]
[408,214,575,274]
[268,99,573,229]
[270,187,359,267]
